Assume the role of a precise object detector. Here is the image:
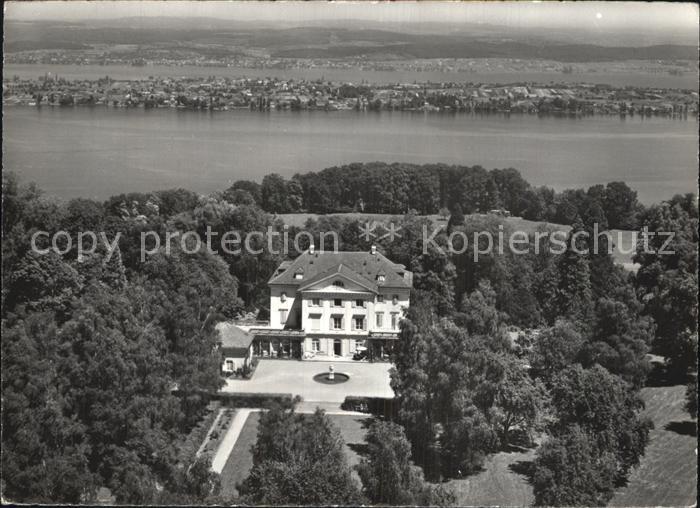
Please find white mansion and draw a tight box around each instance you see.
[251,245,412,360]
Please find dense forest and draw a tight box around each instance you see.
[239,162,645,231]
[1,165,697,504]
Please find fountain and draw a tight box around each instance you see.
[313,363,349,384]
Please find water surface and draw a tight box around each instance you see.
[3,106,697,203]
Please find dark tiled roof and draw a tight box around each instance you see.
[216,322,253,350]
[268,250,412,290]
[298,264,380,292]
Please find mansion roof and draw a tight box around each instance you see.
[268,249,412,291]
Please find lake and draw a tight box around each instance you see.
[4,63,699,90]
[3,106,697,204]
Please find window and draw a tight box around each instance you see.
[355,299,365,308]
[224,359,235,372]
[391,312,398,330]
[354,316,365,330]
[332,316,343,330]
[279,309,288,325]
[309,314,321,331]
[311,298,320,307]
[377,294,384,303]
[312,338,320,352]
[333,280,344,288]
[376,312,384,328]
[280,292,287,302]
[334,298,343,307]
[392,294,399,305]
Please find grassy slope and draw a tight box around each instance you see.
[446,384,697,507]
[610,384,697,507]
[445,445,536,507]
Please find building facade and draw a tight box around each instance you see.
[252,246,412,360]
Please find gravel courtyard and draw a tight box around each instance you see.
[221,359,394,402]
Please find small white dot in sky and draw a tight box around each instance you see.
[596,12,603,19]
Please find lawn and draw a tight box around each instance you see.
[610,384,697,507]
[326,413,374,469]
[444,444,536,507]
[440,383,696,507]
[219,411,261,499]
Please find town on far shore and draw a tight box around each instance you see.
[3,73,699,117]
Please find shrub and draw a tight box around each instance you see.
[341,396,397,418]
[215,392,298,408]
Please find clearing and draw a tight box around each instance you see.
[610,384,697,507]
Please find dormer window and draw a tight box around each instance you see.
[333,280,344,288]
[294,268,304,280]
[377,273,386,282]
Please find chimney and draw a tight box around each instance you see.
[309,244,315,254]
[370,245,377,255]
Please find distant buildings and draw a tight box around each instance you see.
[4,73,697,118]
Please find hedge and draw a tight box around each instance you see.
[341,396,397,419]
[214,392,298,408]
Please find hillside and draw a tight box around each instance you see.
[4,21,696,62]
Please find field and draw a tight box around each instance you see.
[610,384,697,506]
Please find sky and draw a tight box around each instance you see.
[4,1,699,34]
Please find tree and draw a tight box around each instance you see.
[453,166,499,213]
[228,180,261,204]
[223,188,255,206]
[391,316,508,479]
[156,188,200,217]
[603,181,639,229]
[530,320,584,386]
[447,202,465,230]
[634,198,698,377]
[580,297,654,388]
[490,167,531,216]
[533,425,618,506]
[1,313,96,503]
[260,173,289,213]
[285,176,304,212]
[492,359,549,445]
[239,405,363,505]
[549,365,652,480]
[556,220,594,324]
[357,421,454,505]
